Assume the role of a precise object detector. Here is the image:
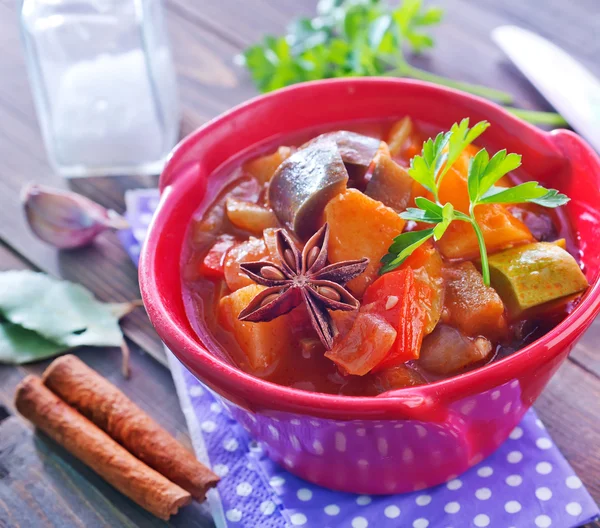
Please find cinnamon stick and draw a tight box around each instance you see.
[15,376,191,520]
[42,355,219,500]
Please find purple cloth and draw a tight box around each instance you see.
[122,189,599,528]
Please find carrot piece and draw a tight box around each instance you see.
[437,203,534,260]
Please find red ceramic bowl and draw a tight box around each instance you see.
[140,78,600,494]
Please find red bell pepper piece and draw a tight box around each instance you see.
[362,267,430,372]
[200,235,237,280]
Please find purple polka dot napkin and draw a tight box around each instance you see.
[120,189,599,528]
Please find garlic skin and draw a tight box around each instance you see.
[22,184,129,249]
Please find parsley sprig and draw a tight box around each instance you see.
[380,119,569,285]
[240,0,566,126]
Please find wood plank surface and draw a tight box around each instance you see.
[0,0,599,526]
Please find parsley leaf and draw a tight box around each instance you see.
[241,0,566,125]
[381,121,571,285]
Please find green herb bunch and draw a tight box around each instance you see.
[240,0,565,126]
[380,119,569,285]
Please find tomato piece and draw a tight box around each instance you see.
[325,312,397,376]
[362,268,429,371]
[401,241,444,334]
[200,235,236,280]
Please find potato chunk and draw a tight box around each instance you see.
[225,197,278,235]
[243,146,293,184]
[219,284,292,373]
[324,189,405,296]
[444,262,507,337]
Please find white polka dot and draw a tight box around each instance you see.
[284,457,294,468]
[189,385,204,397]
[377,437,388,456]
[460,400,477,415]
[416,494,431,506]
[536,437,552,450]
[335,422,346,427]
[209,402,221,413]
[566,502,582,516]
[503,402,512,414]
[133,228,147,241]
[536,487,552,501]
[324,504,340,516]
[474,513,490,527]
[505,500,522,513]
[260,500,275,515]
[335,431,347,452]
[236,482,252,497]
[509,426,523,440]
[356,495,371,506]
[356,428,366,436]
[213,464,229,477]
[290,513,307,526]
[201,420,216,433]
[223,438,238,451]
[566,475,582,489]
[384,505,400,519]
[507,451,523,463]
[309,420,320,427]
[505,474,522,487]
[510,379,519,388]
[374,424,384,429]
[415,425,428,438]
[394,423,404,429]
[413,519,429,528]
[226,509,242,522]
[268,425,279,439]
[475,487,492,500]
[352,517,368,528]
[312,440,324,455]
[248,414,257,423]
[290,435,301,451]
[402,448,414,463]
[297,488,312,501]
[269,476,285,487]
[358,459,369,468]
[290,418,301,425]
[447,479,462,490]
[535,514,552,527]
[536,418,545,429]
[444,501,460,514]
[477,466,493,477]
[536,462,553,475]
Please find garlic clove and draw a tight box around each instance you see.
[22,183,129,249]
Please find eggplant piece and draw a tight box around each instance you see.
[303,131,381,186]
[488,242,589,317]
[268,140,348,239]
[364,151,413,212]
[419,325,492,375]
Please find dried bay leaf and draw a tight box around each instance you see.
[0,271,136,375]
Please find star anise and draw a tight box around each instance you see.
[237,223,368,350]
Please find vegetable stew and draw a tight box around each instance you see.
[181,118,588,396]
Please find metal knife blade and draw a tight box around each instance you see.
[492,25,600,152]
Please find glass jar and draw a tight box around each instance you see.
[19,0,180,178]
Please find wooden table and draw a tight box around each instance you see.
[0,0,599,526]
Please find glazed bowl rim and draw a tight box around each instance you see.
[140,77,600,416]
